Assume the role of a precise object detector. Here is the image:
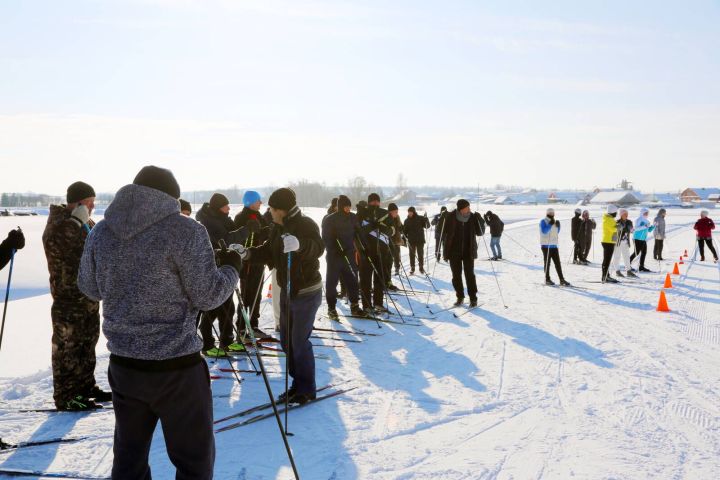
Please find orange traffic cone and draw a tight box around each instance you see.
[672,262,680,275]
[683,249,688,258]
[663,273,673,289]
[267,284,272,298]
[657,290,670,312]
[679,256,684,265]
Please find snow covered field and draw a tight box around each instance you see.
[1,204,719,479]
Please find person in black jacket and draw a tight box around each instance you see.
[233,190,272,339]
[484,211,504,260]
[195,193,243,356]
[233,188,324,404]
[431,206,448,261]
[321,195,366,320]
[571,208,583,264]
[356,193,397,313]
[403,206,430,274]
[442,199,486,306]
[0,228,25,271]
[577,210,596,264]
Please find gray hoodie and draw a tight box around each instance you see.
[78,184,239,361]
[653,214,666,239]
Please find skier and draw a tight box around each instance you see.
[324,197,347,298]
[388,203,404,276]
[694,210,718,262]
[232,188,324,404]
[652,208,667,260]
[79,166,241,479]
[601,205,620,283]
[441,199,486,306]
[0,228,25,270]
[42,181,111,410]
[484,210,504,260]
[577,210,596,264]
[403,206,430,274]
[195,193,242,356]
[179,199,192,216]
[321,195,366,320]
[571,208,583,264]
[233,190,272,339]
[612,208,636,278]
[539,208,570,286]
[431,206,448,261]
[356,193,397,313]
[630,208,655,272]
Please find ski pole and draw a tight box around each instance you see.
[0,249,16,353]
[285,251,293,436]
[503,232,539,258]
[481,230,508,309]
[374,230,406,323]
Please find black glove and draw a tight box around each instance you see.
[555,220,561,228]
[246,219,260,235]
[548,218,555,225]
[4,229,25,250]
[216,248,243,275]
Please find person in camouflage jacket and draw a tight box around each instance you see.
[42,181,109,410]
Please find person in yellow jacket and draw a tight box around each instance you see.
[601,205,620,283]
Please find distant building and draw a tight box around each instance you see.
[709,193,720,203]
[589,191,641,206]
[680,188,720,202]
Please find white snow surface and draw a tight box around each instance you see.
[1,205,719,479]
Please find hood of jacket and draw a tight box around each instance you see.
[104,184,180,241]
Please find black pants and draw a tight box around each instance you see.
[541,247,564,281]
[359,252,385,309]
[390,243,401,272]
[580,237,592,262]
[698,238,718,260]
[449,255,477,300]
[237,265,264,332]
[653,239,664,259]
[109,359,214,480]
[326,255,360,309]
[279,288,322,395]
[601,242,615,280]
[630,239,648,268]
[573,241,582,262]
[435,236,442,259]
[199,294,234,350]
[409,242,425,270]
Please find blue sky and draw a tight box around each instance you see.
[1,0,719,194]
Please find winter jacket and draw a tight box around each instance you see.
[390,216,404,246]
[442,210,485,260]
[357,205,395,255]
[195,203,243,248]
[539,217,561,247]
[322,211,360,260]
[571,213,582,242]
[633,216,655,241]
[653,215,666,239]
[695,217,716,238]
[602,214,618,244]
[578,218,596,242]
[78,184,239,361]
[42,204,99,311]
[484,213,504,237]
[403,214,430,245]
[248,206,324,298]
[431,212,446,240]
[233,206,270,247]
[617,219,634,245]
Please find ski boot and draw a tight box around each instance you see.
[626,271,638,278]
[204,347,227,357]
[615,270,625,278]
[350,303,368,317]
[453,297,464,306]
[227,342,246,353]
[374,305,390,314]
[327,307,340,321]
[86,385,112,403]
[419,267,426,275]
[469,297,478,307]
[559,279,571,287]
[545,279,555,286]
[61,395,100,411]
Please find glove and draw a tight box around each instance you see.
[228,243,249,260]
[5,229,25,250]
[216,248,243,275]
[548,218,555,225]
[70,204,90,227]
[282,234,300,253]
[246,219,260,235]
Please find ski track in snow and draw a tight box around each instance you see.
[2,205,720,479]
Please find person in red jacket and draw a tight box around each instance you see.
[694,210,718,262]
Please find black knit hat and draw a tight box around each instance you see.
[338,195,352,209]
[367,192,381,204]
[485,210,493,217]
[66,181,96,204]
[388,202,398,212]
[179,199,192,213]
[408,206,416,214]
[357,200,368,210]
[330,197,338,208]
[268,188,297,211]
[209,193,230,211]
[457,199,470,210]
[440,206,447,212]
[133,166,181,199]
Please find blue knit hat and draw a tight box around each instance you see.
[243,190,262,208]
